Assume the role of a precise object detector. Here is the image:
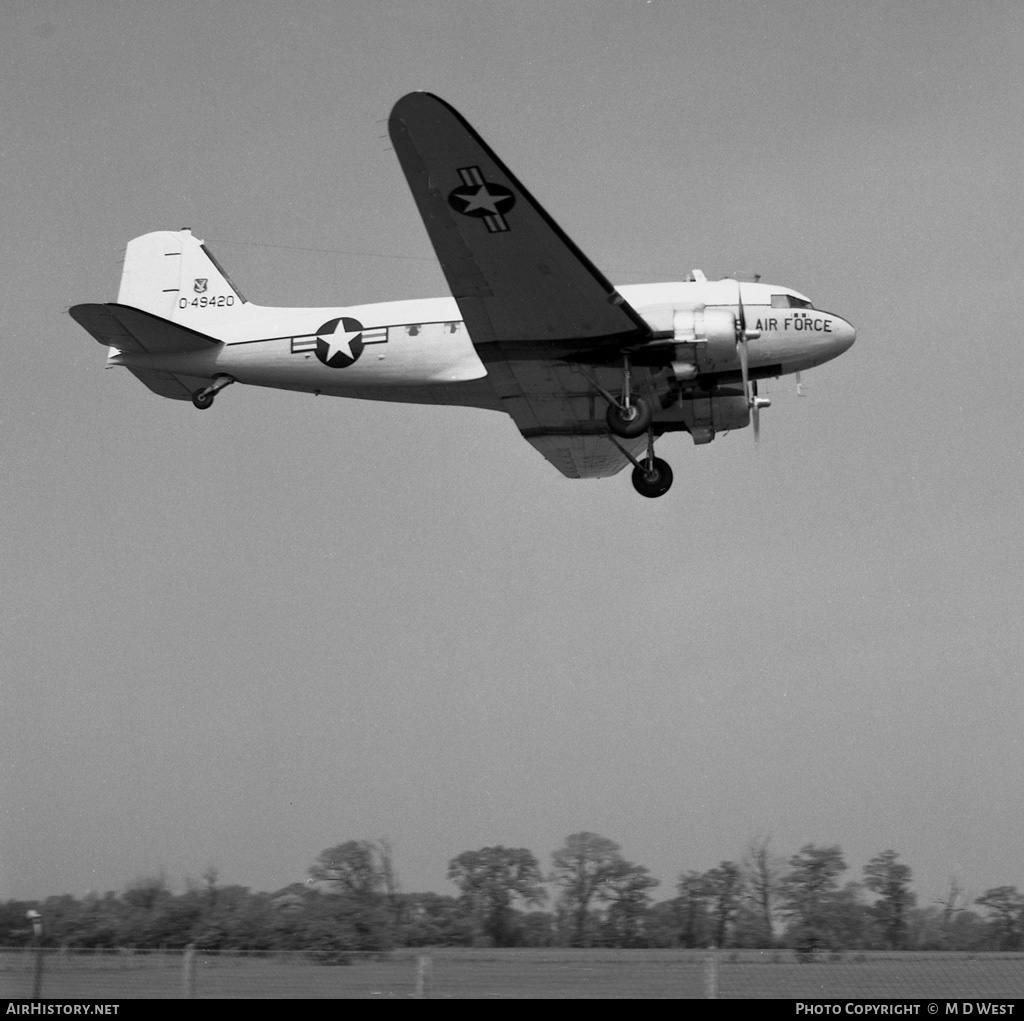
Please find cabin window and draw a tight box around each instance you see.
[770,294,814,309]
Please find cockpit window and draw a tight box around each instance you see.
[771,294,814,309]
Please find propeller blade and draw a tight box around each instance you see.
[734,280,763,443]
[735,281,750,398]
[737,332,750,402]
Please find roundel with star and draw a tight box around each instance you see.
[448,180,515,219]
[447,167,515,232]
[315,317,365,368]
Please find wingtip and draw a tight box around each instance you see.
[389,91,453,120]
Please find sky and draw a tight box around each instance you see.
[2,0,1023,912]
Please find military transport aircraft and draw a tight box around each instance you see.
[71,92,854,498]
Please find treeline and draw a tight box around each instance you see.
[3,834,1022,955]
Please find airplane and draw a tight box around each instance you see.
[71,92,855,498]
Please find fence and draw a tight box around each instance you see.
[2,948,1023,999]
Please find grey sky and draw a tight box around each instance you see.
[2,0,1023,908]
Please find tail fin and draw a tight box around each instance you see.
[117,229,250,334]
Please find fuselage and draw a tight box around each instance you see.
[109,278,855,416]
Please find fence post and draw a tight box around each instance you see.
[415,954,433,998]
[32,943,45,1000]
[182,944,196,999]
[27,911,44,1000]
[704,946,718,999]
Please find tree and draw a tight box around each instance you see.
[863,850,915,949]
[447,846,546,946]
[519,910,556,947]
[372,837,404,944]
[930,877,966,949]
[550,833,630,947]
[603,861,659,947]
[122,873,170,912]
[675,871,711,948]
[308,840,395,950]
[739,835,782,946]
[975,886,1024,950]
[779,844,848,956]
[399,892,472,946]
[642,897,687,948]
[703,861,745,948]
[309,841,387,897]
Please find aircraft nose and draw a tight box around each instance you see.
[833,316,856,355]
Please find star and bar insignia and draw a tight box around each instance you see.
[447,166,515,233]
[290,318,387,368]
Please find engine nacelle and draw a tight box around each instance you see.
[672,306,737,372]
[667,394,750,444]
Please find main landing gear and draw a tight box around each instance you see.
[610,428,674,499]
[191,375,235,409]
[598,354,672,497]
[603,355,652,438]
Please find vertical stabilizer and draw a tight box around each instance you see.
[117,229,249,334]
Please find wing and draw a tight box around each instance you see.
[389,93,660,479]
[388,92,650,354]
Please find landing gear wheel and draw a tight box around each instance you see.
[606,396,652,438]
[631,457,673,498]
[191,390,214,410]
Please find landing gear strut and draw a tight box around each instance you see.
[610,429,674,498]
[191,375,235,410]
[603,355,652,438]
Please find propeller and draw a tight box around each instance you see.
[734,280,769,442]
[751,380,767,441]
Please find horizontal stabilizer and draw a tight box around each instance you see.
[69,303,221,355]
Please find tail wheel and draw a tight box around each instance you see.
[631,457,673,498]
[606,396,652,438]
[191,390,215,410]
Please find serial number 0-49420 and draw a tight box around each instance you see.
[178,295,236,308]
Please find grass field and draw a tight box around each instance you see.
[3,948,1023,999]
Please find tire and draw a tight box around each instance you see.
[191,390,214,410]
[631,457,673,498]
[606,396,652,438]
